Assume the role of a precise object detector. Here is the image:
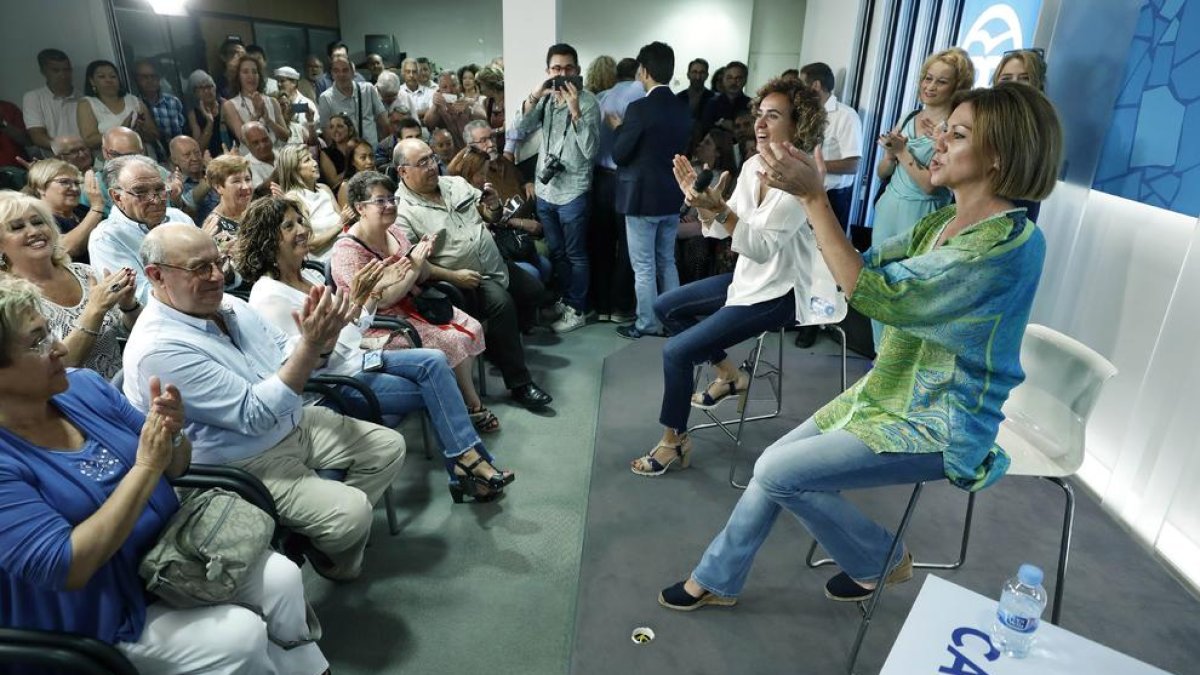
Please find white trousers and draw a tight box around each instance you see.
[118,552,328,675]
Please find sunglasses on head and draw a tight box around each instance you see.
[1002,47,1045,60]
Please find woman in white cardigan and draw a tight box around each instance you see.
[631,78,845,477]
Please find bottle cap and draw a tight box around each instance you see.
[1018,563,1044,586]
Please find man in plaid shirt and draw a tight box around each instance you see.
[134,60,185,143]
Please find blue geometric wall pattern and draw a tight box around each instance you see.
[1093,0,1200,216]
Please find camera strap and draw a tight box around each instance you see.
[540,95,572,162]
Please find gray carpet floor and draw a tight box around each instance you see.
[570,332,1200,675]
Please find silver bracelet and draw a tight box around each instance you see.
[78,325,102,338]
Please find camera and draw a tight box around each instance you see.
[543,75,584,91]
[538,154,565,184]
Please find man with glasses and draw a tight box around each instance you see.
[169,135,218,223]
[134,59,186,144]
[393,138,554,409]
[124,223,405,582]
[88,154,194,303]
[52,135,92,172]
[517,42,601,334]
[87,127,181,217]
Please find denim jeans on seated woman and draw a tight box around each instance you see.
[690,418,945,596]
[320,348,494,479]
[653,274,795,431]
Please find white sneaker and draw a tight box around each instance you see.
[552,300,569,318]
[552,307,587,333]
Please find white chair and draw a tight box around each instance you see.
[688,318,849,489]
[807,323,1118,673]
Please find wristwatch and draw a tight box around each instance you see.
[714,207,732,225]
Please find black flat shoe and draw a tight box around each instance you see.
[824,552,913,602]
[794,326,819,349]
[511,382,552,408]
[658,581,737,612]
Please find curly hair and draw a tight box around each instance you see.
[752,78,827,153]
[476,65,504,97]
[919,47,975,94]
[233,195,307,283]
[585,56,616,93]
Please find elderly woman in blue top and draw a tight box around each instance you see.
[0,276,328,673]
[659,83,1063,609]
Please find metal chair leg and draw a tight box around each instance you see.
[476,358,487,397]
[846,483,925,674]
[1045,476,1074,626]
[383,486,400,535]
[727,330,780,489]
[421,414,434,461]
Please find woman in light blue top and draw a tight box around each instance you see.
[871,47,974,347]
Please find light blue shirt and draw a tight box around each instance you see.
[87,205,194,304]
[596,80,647,170]
[122,295,304,465]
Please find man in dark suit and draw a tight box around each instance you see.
[608,41,692,339]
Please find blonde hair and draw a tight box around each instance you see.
[0,274,44,366]
[0,191,69,269]
[919,47,975,94]
[274,145,314,193]
[585,55,616,93]
[24,159,82,197]
[205,154,251,188]
[951,83,1063,201]
[991,50,1046,91]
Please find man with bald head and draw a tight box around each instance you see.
[240,121,276,187]
[52,135,92,172]
[88,154,194,303]
[123,224,406,581]
[394,138,553,409]
[169,135,217,222]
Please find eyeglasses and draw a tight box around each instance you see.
[28,331,61,357]
[120,186,169,203]
[1002,47,1045,60]
[156,255,230,278]
[400,154,438,170]
[51,178,83,188]
[56,147,91,158]
[359,196,397,207]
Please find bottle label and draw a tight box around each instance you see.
[998,609,1039,634]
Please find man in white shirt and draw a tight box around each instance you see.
[124,224,405,581]
[241,121,276,187]
[396,58,436,118]
[89,154,195,303]
[22,48,80,152]
[799,62,863,227]
[318,56,390,146]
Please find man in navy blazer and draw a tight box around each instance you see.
[609,41,692,339]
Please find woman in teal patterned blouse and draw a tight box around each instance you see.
[659,83,1063,609]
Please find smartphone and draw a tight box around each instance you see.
[441,93,459,104]
[291,103,308,114]
[543,75,584,91]
[363,349,384,372]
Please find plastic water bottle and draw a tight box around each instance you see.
[991,563,1048,658]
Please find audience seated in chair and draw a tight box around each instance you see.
[0,192,140,380]
[0,276,328,674]
[391,138,554,409]
[24,158,104,261]
[236,194,515,502]
[121,223,406,581]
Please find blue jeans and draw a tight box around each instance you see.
[537,193,590,312]
[625,214,680,333]
[326,348,496,480]
[514,255,552,284]
[654,275,795,431]
[691,418,946,595]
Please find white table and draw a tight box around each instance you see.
[880,575,1171,674]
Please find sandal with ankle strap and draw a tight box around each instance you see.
[468,406,501,433]
[691,371,750,410]
[630,435,693,477]
[449,454,516,503]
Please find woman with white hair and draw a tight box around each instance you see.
[275,66,319,127]
[0,191,139,379]
[185,69,227,158]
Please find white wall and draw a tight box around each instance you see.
[748,0,806,90]
[799,0,864,98]
[0,0,116,105]
[562,0,754,91]
[338,0,503,73]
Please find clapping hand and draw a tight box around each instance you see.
[349,259,385,307]
[758,143,827,201]
[293,285,354,353]
[89,267,136,312]
[408,235,434,267]
[83,170,104,206]
[671,155,730,212]
[147,375,185,435]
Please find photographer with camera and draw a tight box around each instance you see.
[517,43,600,334]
